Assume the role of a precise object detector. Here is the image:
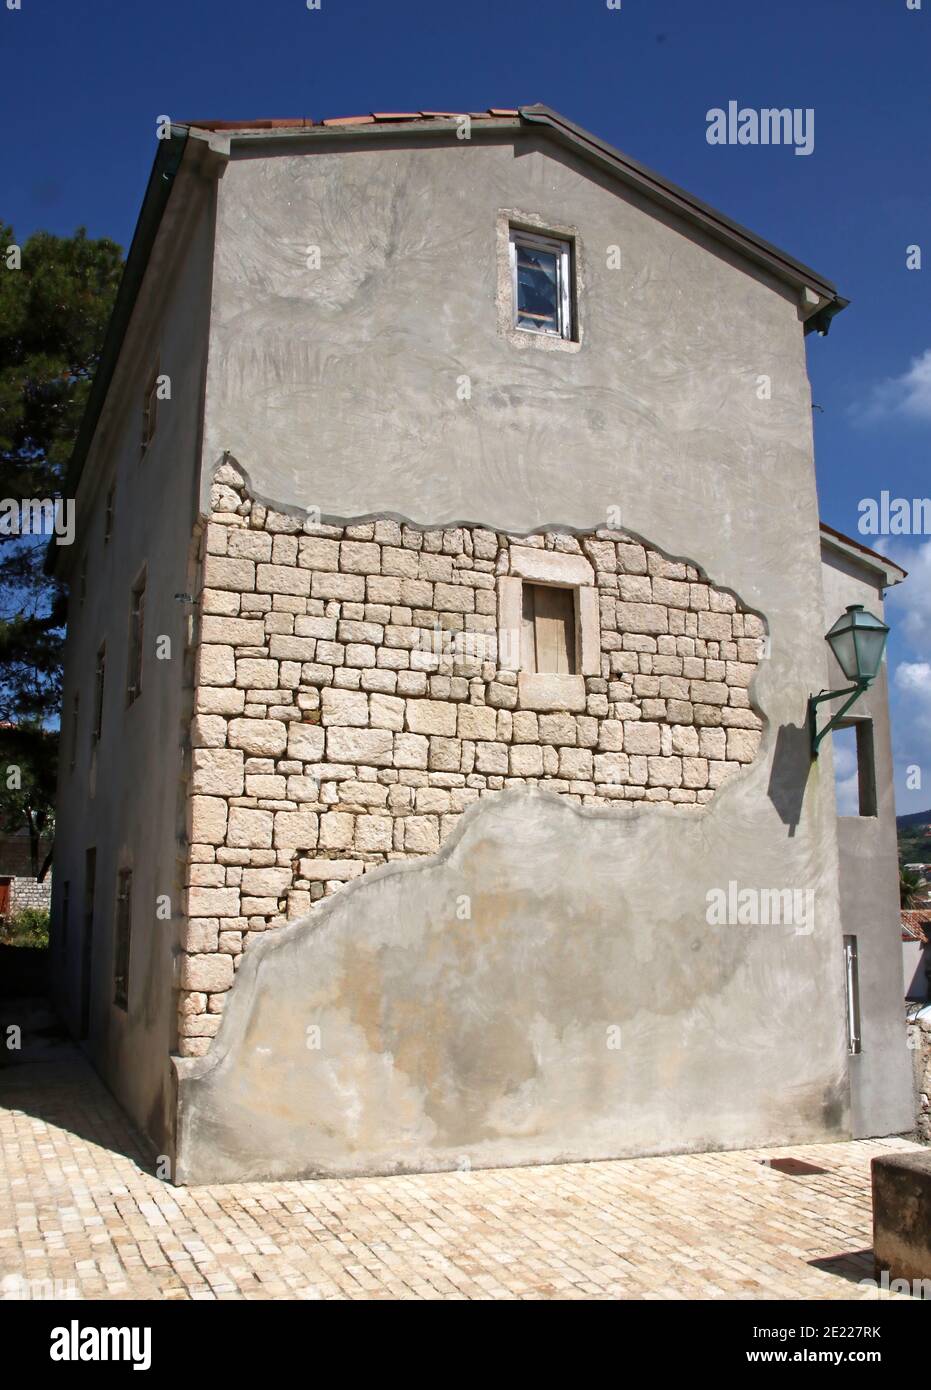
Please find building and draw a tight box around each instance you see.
[903,912,931,1003]
[49,106,913,1183]
[0,829,52,918]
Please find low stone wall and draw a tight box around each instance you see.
[9,875,52,913]
[909,1012,931,1143]
[177,463,765,1055]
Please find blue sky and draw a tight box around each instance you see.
[2,0,929,809]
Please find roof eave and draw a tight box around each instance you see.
[46,128,189,576]
[819,521,908,587]
[517,105,845,319]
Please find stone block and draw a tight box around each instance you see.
[189,795,228,845]
[326,727,394,766]
[274,811,319,850]
[405,699,458,736]
[457,704,498,740]
[394,733,429,769]
[299,857,364,881]
[185,887,240,919]
[192,748,244,797]
[227,807,274,849]
[475,741,508,774]
[615,602,668,635]
[228,718,288,756]
[623,721,661,755]
[355,815,393,852]
[235,658,279,689]
[321,688,369,727]
[256,563,311,596]
[240,866,293,896]
[517,673,586,712]
[287,723,325,761]
[182,953,235,993]
[203,555,256,592]
[197,644,236,686]
[872,1152,931,1284]
[510,744,544,777]
[340,541,382,574]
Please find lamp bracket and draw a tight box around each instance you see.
[808,681,868,758]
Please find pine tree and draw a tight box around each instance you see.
[0,224,122,876]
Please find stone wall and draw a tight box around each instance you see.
[909,1011,931,1144]
[9,876,52,913]
[1,834,52,914]
[177,463,765,1055]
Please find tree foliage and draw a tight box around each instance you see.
[0,224,122,868]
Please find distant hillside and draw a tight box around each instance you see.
[898,809,931,869]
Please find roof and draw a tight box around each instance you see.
[819,522,908,587]
[179,105,845,320]
[52,104,849,567]
[902,911,931,944]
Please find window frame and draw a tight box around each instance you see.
[69,693,79,771]
[508,227,574,341]
[104,483,115,544]
[113,867,132,1011]
[81,848,96,1039]
[832,716,877,818]
[92,642,106,745]
[127,568,146,706]
[843,935,862,1055]
[521,581,579,675]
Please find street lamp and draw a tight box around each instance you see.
[809,604,890,757]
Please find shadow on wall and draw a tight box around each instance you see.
[767,722,812,837]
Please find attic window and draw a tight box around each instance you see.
[509,228,573,339]
[522,583,577,674]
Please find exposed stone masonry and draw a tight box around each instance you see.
[178,463,765,1055]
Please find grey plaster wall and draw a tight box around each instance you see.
[201,131,817,545]
[50,160,215,1155]
[172,128,866,1178]
[176,789,848,1184]
[820,546,914,1137]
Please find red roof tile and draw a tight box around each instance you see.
[902,911,931,944]
[184,109,521,133]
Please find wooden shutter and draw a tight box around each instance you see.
[522,584,576,674]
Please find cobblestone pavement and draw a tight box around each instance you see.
[0,1005,923,1300]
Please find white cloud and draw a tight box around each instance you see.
[895,661,931,694]
[887,539,931,650]
[852,347,931,424]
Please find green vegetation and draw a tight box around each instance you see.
[901,867,924,909]
[897,810,931,872]
[0,907,49,948]
[0,223,122,879]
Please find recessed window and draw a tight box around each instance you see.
[113,867,132,1011]
[127,570,145,705]
[843,935,861,1055]
[61,880,71,954]
[832,719,877,817]
[509,228,573,339]
[522,583,577,674]
[93,643,106,744]
[141,369,159,454]
[81,848,95,1039]
[104,484,115,544]
[69,693,79,770]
